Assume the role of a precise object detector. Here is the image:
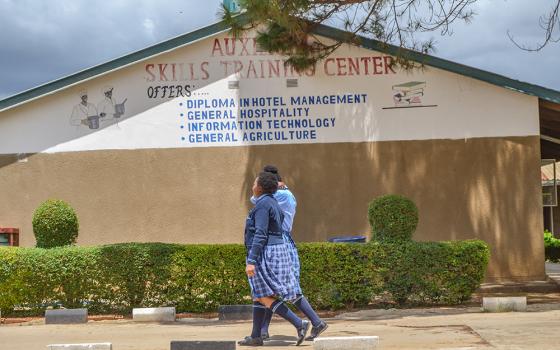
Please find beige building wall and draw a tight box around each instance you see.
[0,30,546,282]
[0,135,545,281]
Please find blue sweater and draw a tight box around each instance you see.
[244,194,285,264]
[251,186,297,233]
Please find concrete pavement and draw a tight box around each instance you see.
[2,302,560,350]
[2,263,559,349]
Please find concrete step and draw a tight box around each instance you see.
[170,341,235,350]
[314,336,379,350]
[477,279,559,294]
[133,307,176,322]
[482,296,527,312]
[45,309,88,325]
[217,305,253,321]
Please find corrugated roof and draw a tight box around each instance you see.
[542,161,560,181]
[1,14,560,112]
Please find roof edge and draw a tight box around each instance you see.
[0,15,249,112]
[312,23,560,104]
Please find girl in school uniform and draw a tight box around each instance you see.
[239,171,310,347]
[257,165,328,341]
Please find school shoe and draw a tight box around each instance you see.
[305,321,329,341]
[238,336,264,346]
[296,319,310,346]
[261,332,270,340]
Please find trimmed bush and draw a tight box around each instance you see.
[374,240,489,305]
[545,230,560,262]
[32,199,79,248]
[0,240,489,316]
[368,194,419,241]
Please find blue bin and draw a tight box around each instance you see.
[327,235,366,243]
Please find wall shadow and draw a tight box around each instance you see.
[241,125,545,281]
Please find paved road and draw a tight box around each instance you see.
[2,303,560,349]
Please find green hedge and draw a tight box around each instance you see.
[368,195,419,242]
[33,199,79,248]
[0,240,489,316]
[545,230,560,262]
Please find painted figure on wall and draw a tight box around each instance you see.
[70,87,127,130]
[98,86,116,120]
[98,85,128,123]
[70,90,99,129]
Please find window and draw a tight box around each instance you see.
[0,233,9,246]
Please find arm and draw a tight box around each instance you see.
[98,101,107,118]
[274,191,289,209]
[247,204,269,265]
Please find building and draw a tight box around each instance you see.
[1,17,559,282]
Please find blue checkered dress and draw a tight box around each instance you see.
[248,243,299,301]
[283,232,302,295]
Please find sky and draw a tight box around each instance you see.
[1,0,559,100]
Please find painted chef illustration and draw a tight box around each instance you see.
[97,85,117,121]
[70,90,99,129]
[98,85,127,123]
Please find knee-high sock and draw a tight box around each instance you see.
[270,300,303,329]
[251,301,266,338]
[293,294,322,327]
[260,307,273,334]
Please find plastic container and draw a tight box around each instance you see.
[327,235,366,243]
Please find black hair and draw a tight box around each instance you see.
[257,171,278,194]
[263,164,282,181]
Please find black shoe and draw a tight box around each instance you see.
[305,321,328,341]
[261,332,270,340]
[296,320,310,346]
[238,336,264,346]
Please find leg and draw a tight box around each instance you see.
[260,307,273,339]
[292,295,329,340]
[257,296,310,346]
[238,301,266,346]
[293,294,322,327]
[287,237,328,340]
[250,301,267,338]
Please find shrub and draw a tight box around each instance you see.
[544,230,560,248]
[0,240,489,316]
[32,199,79,248]
[368,194,419,241]
[544,230,560,262]
[374,240,489,305]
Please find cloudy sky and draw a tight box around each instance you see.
[1,0,559,99]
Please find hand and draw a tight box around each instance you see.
[246,264,256,277]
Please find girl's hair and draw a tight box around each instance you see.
[263,164,282,181]
[257,171,278,194]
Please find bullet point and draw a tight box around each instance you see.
[179,103,183,106]
[180,113,184,117]
[180,125,184,129]
[181,137,185,141]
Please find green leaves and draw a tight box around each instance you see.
[368,194,419,242]
[221,1,480,72]
[375,240,489,305]
[0,240,489,316]
[545,230,560,262]
[544,230,560,248]
[32,199,79,248]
